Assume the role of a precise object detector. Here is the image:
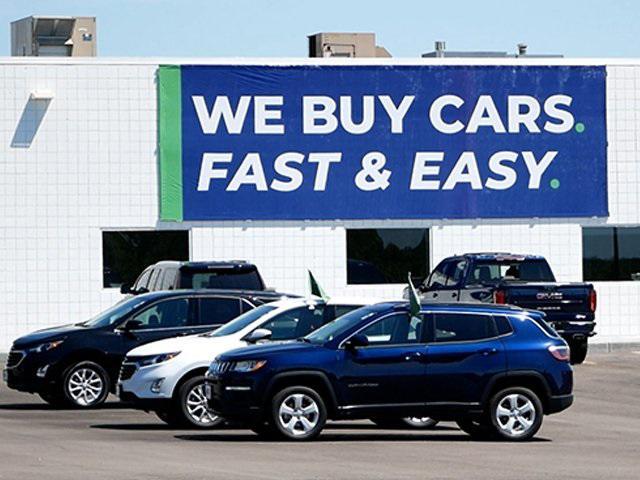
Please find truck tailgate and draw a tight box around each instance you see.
[503,283,594,320]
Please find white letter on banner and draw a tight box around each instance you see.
[227,153,268,191]
[379,95,415,134]
[410,152,444,190]
[467,95,506,133]
[429,95,465,134]
[340,96,375,134]
[192,96,251,134]
[309,153,342,191]
[485,151,518,190]
[544,95,574,134]
[507,96,541,133]
[254,96,285,134]
[197,153,232,191]
[522,151,557,189]
[303,96,338,134]
[443,152,483,190]
[271,152,304,192]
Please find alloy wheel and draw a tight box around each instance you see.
[67,368,105,407]
[495,393,536,437]
[277,393,320,436]
[185,383,220,426]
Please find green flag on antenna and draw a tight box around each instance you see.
[408,272,421,318]
[309,270,329,301]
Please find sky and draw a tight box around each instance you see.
[2,0,640,58]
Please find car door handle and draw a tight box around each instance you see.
[404,352,425,362]
[477,348,498,356]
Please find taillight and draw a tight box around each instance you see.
[548,345,570,362]
[589,289,597,312]
[494,289,506,304]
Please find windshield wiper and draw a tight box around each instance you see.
[296,337,312,343]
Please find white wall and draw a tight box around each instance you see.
[0,60,639,351]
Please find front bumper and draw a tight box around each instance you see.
[3,351,59,393]
[204,374,264,422]
[118,389,171,411]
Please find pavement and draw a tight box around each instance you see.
[1,352,639,480]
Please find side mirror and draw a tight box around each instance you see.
[344,333,369,349]
[120,319,143,332]
[120,283,132,294]
[245,328,272,344]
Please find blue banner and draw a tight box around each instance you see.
[169,65,607,221]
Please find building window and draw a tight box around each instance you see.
[102,231,189,288]
[582,227,640,281]
[346,229,429,284]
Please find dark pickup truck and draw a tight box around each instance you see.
[409,253,596,364]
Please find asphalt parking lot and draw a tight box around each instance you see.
[1,352,639,480]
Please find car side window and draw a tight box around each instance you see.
[134,268,152,290]
[432,313,497,343]
[493,315,514,335]
[427,261,449,289]
[198,298,242,326]
[450,260,467,286]
[130,298,191,329]
[147,269,161,292]
[161,268,177,290]
[259,306,326,341]
[359,313,424,346]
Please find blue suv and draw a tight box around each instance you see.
[205,302,573,441]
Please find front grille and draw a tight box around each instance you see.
[6,350,25,369]
[119,363,137,381]
[209,361,234,375]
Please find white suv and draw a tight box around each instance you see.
[118,297,370,428]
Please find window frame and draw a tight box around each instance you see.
[346,228,430,285]
[425,311,509,345]
[339,312,428,349]
[196,296,244,326]
[123,296,196,331]
[582,226,640,282]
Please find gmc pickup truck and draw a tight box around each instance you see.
[409,253,596,364]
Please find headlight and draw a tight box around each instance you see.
[30,339,65,353]
[230,360,267,373]
[138,352,181,367]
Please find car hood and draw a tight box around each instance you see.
[219,341,319,361]
[12,323,89,349]
[126,333,239,357]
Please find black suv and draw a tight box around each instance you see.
[4,289,289,408]
[122,261,267,295]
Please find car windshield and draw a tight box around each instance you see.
[304,304,387,344]
[80,297,147,328]
[205,304,277,337]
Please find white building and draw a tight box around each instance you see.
[0,57,639,352]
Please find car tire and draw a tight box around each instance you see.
[371,417,439,429]
[174,376,224,429]
[488,387,543,441]
[456,417,495,440]
[270,386,327,441]
[569,340,588,365]
[62,361,110,408]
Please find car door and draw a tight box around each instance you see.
[338,312,428,407]
[118,296,197,353]
[196,296,244,333]
[424,311,507,404]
